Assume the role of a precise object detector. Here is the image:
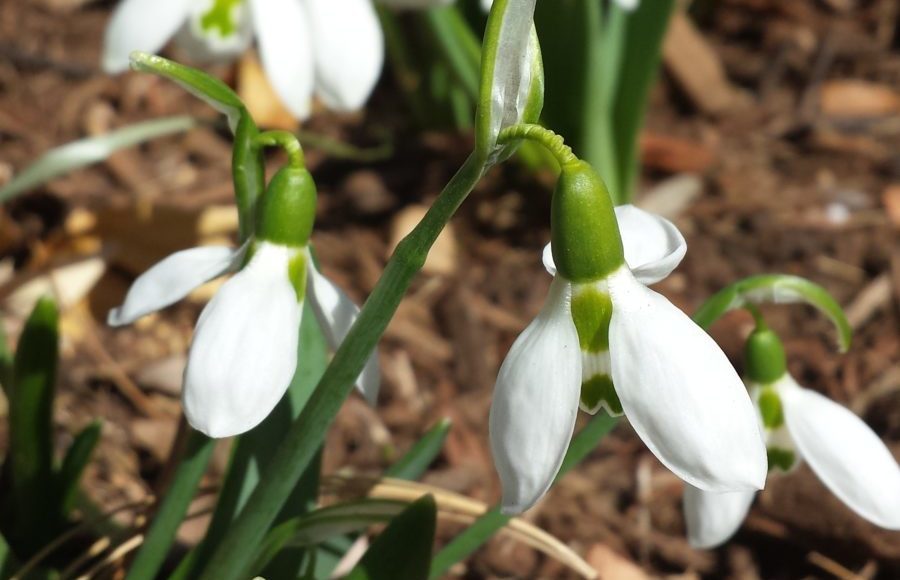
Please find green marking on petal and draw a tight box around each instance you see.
[767,446,796,472]
[581,374,622,415]
[571,287,612,353]
[287,251,308,302]
[758,388,784,429]
[201,0,244,38]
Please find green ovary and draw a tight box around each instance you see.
[287,251,308,302]
[581,374,622,415]
[571,287,612,353]
[201,0,244,37]
[758,388,784,429]
[767,447,796,472]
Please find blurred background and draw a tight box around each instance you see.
[1,0,899,577]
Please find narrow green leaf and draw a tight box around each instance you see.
[248,499,409,575]
[693,274,852,352]
[345,495,437,580]
[5,297,59,553]
[428,412,617,579]
[423,7,481,99]
[386,418,452,481]
[124,430,215,580]
[130,52,244,132]
[56,420,102,516]
[0,116,197,203]
[0,317,11,395]
[534,0,596,159]
[612,0,675,203]
[0,531,17,578]
[197,154,486,580]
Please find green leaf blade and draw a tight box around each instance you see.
[386,418,451,481]
[345,495,437,580]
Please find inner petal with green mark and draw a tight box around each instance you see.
[287,249,308,303]
[572,282,620,415]
[767,446,797,472]
[200,0,245,38]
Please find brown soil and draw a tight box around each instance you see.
[1,0,899,578]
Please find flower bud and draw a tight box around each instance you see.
[744,327,787,385]
[550,161,624,282]
[255,166,317,248]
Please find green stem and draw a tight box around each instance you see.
[125,430,214,580]
[197,154,486,580]
[256,131,305,168]
[428,413,618,579]
[497,124,576,167]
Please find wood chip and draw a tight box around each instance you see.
[820,80,900,119]
[663,12,743,115]
[587,544,649,580]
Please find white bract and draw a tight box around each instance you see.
[490,205,767,514]
[108,240,379,438]
[103,0,384,120]
[685,374,900,548]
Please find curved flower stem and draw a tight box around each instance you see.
[497,124,577,167]
[255,130,305,169]
[197,153,486,580]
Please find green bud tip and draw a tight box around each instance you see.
[551,161,625,282]
[255,166,317,248]
[745,327,787,385]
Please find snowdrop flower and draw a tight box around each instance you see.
[108,166,379,438]
[490,160,767,514]
[685,326,900,548]
[102,0,384,119]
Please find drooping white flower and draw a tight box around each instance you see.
[109,240,379,438]
[103,0,384,119]
[685,374,900,548]
[491,197,767,514]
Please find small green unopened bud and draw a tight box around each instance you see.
[551,161,624,282]
[745,327,787,385]
[255,166,317,248]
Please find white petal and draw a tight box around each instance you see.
[683,485,756,549]
[540,206,686,285]
[306,257,380,404]
[306,0,384,111]
[107,245,242,327]
[616,204,686,285]
[779,377,900,529]
[102,0,192,73]
[183,243,301,438]
[489,276,581,514]
[482,0,493,11]
[607,268,767,492]
[174,0,254,63]
[249,0,315,119]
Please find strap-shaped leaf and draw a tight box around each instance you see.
[0,116,197,203]
[693,274,852,352]
[130,52,245,132]
[386,418,451,481]
[0,316,11,395]
[344,495,437,580]
[7,297,59,553]
[248,500,409,575]
[56,420,102,516]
